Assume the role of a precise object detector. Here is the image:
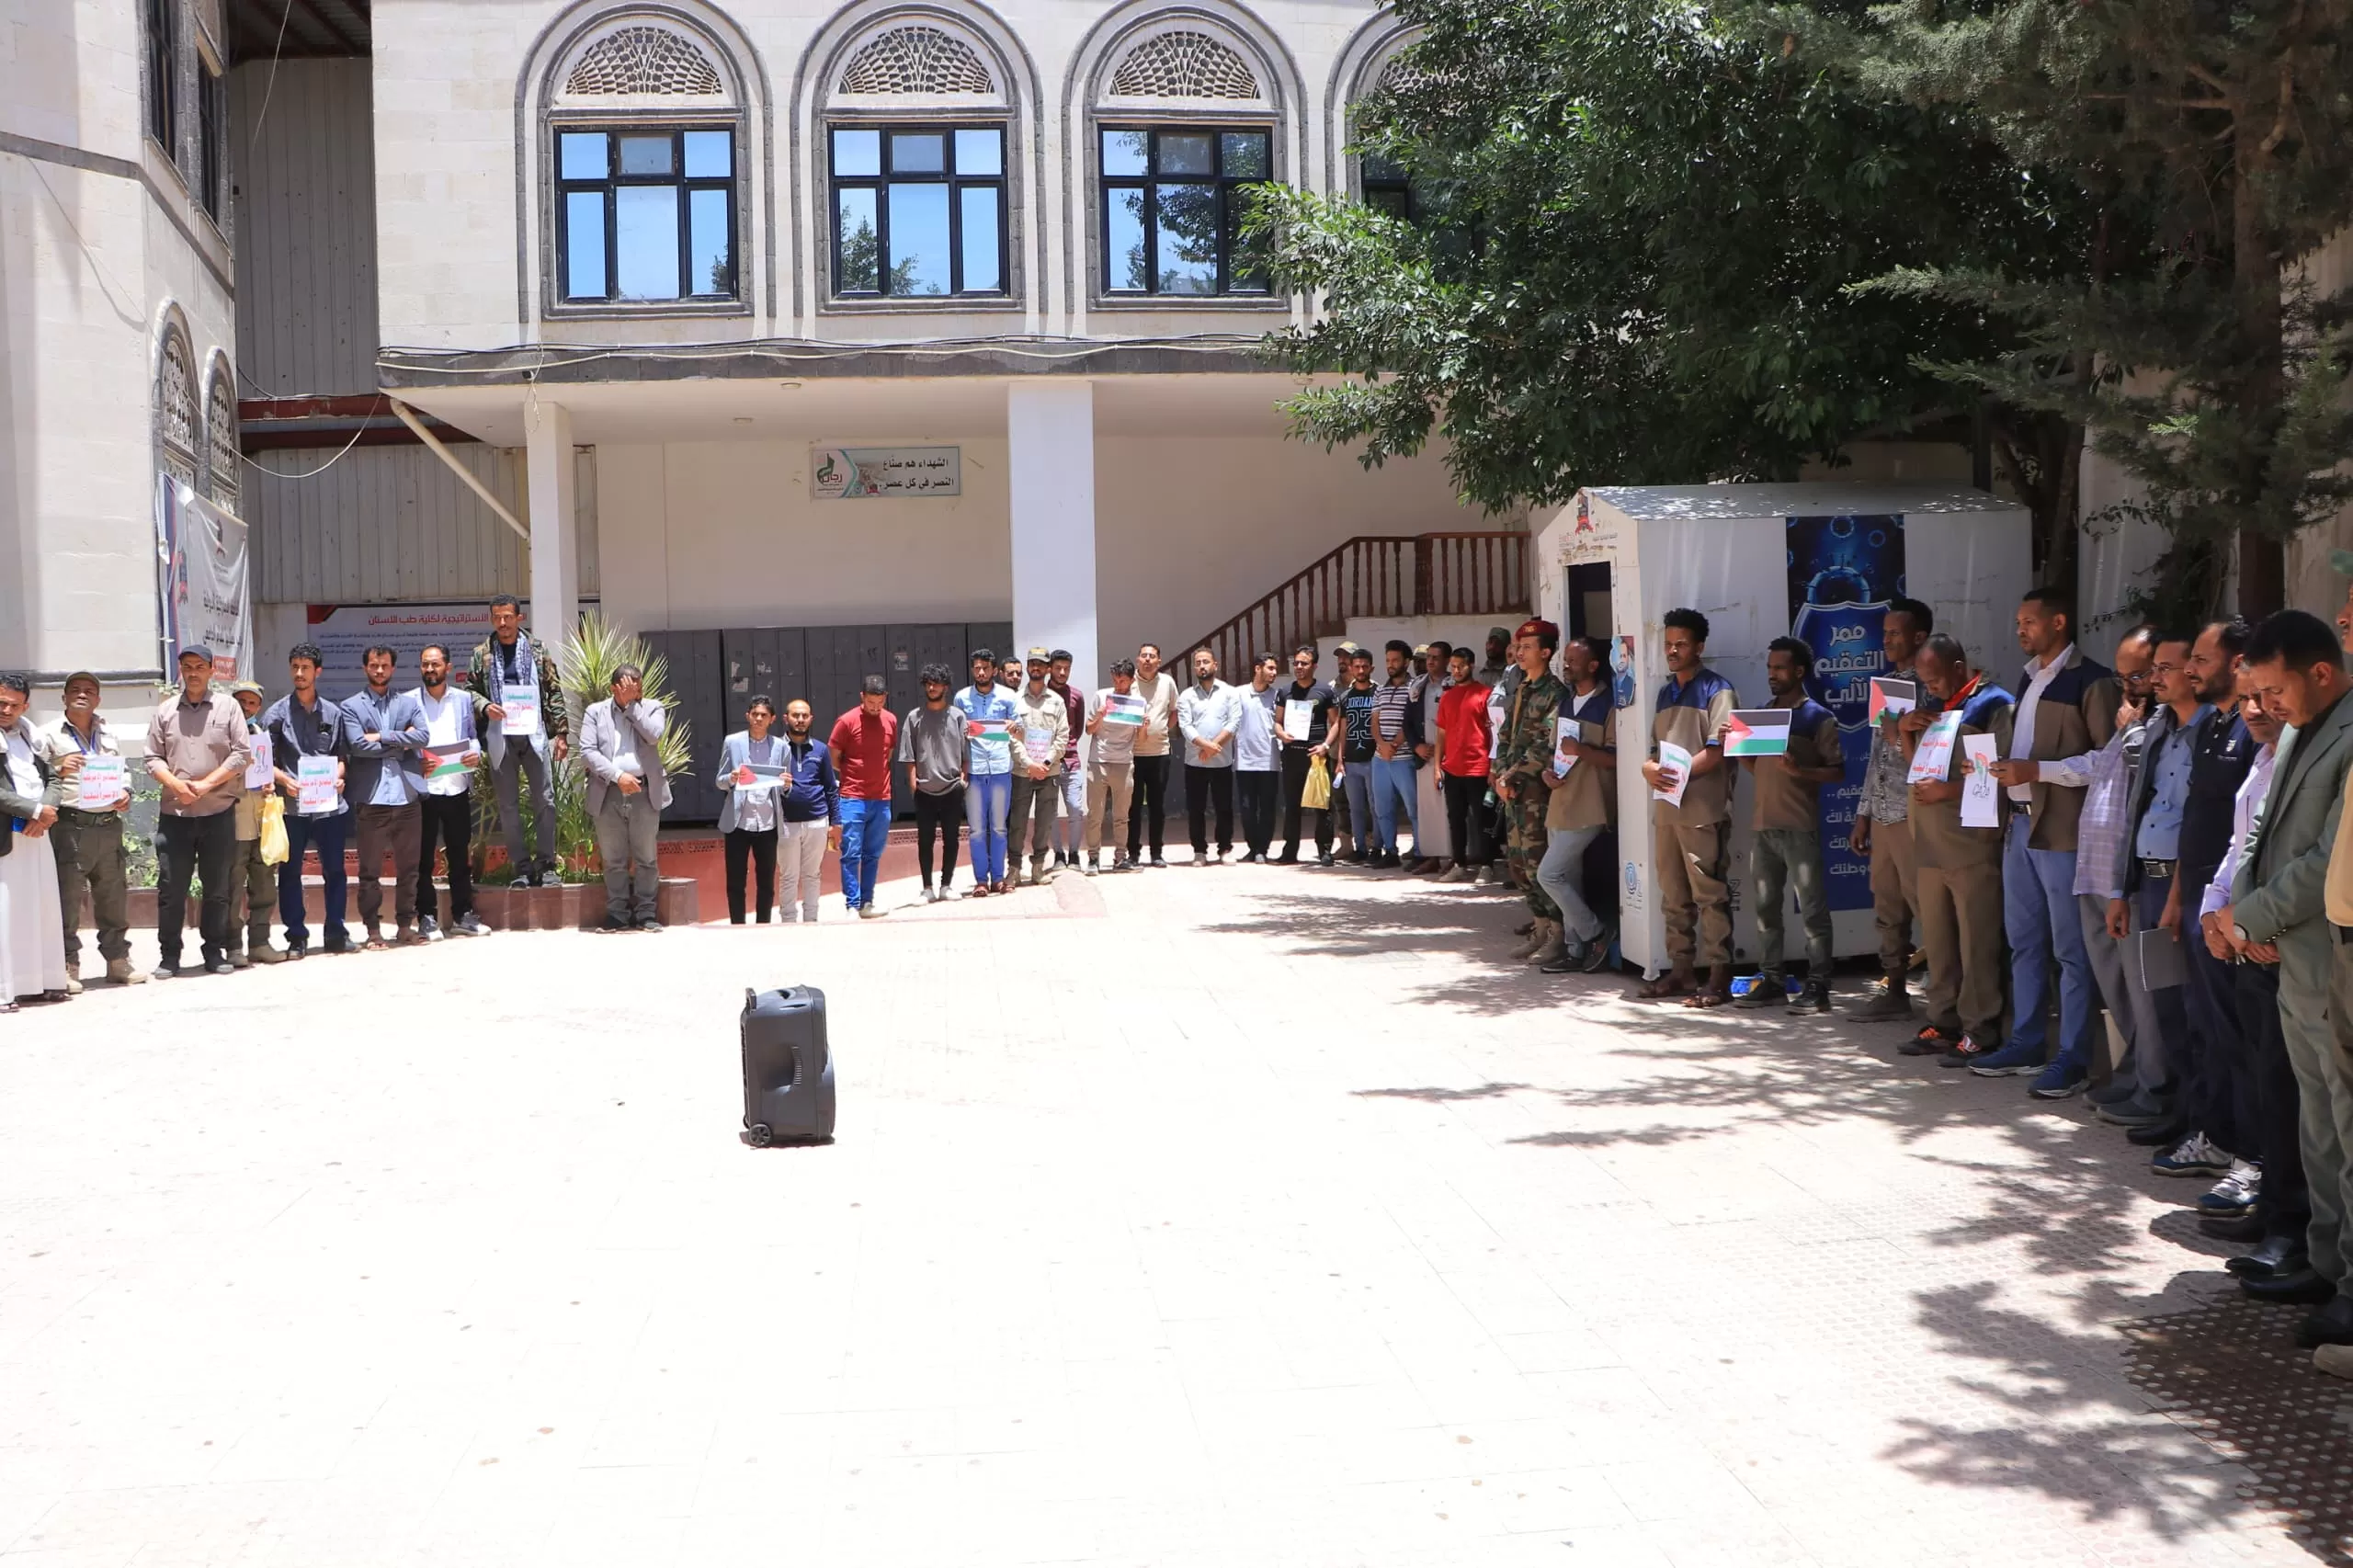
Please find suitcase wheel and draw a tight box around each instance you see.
[744,1123,774,1148]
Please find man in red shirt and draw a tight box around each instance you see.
[828,676,899,917]
[1434,646,1495,881]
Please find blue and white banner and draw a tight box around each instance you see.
[156,476,251,682]
[1786,514,1905,913]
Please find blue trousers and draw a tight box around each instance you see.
[1370,756,1421,853]
[2003,812,2094,1067]
[838,797,892,909]
[965,773,1012,885]
[280,808,349,950]
[1341,764,1375,852]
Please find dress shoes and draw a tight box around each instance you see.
[2125,1119,2191,1148]
[2294,1293,2353,1346]
[2197,1211,2268,1243]
[2225,1236,2306,1279]
[2242,1270,2338,1308]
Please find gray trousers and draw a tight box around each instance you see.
[1536,824,1604,943]
[2077,893,2143,1091]
[354,803,422,929]
[593,790,662,922]
[1010,772,1059,867]
[2297,932,2353,1292]
[492,740,558,872]
[1751,826,1833,976]
[50,812,131,964]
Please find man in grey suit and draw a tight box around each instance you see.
[580,665,672,932]
[2219,609,2353,1346]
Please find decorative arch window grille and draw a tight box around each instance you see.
[205,370,240,509]
[157,331,199,488]
[563,24,722,96]
[1108,31,1259,99]
[1355,51,1423,220]
[837,27,995,95]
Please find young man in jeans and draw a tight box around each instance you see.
[828,675,898,917]
[1367,640,1424,870]
[1735,638,1845,1011]
[1535,637,1617,971]
[1435,646,1494,882]
[956,650,1020,894]
[895,664,968,902]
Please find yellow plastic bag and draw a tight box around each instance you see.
[257,793,289,867]
[1302,753,1332,812]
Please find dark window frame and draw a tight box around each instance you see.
[143,0,176,156]
[197,57,226,221]
[826,125,1010,301]
[1097,125,1272,298]
[551,124,740,307]
[1359,152,1414,222]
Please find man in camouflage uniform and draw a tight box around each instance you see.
[1493,619,1564,960]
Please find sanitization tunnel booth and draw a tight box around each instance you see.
[1530,484,2034,978]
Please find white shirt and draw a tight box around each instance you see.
[2006,644,2091,801]
[415,687,474,797]
[1176,679,1241,768]
[1233,686,1279,771]
[2201,741,2277,918]
[4,722,40,798]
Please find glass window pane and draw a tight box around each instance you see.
[836,186,880,292]
[618,134,675,176]
[1106,186,1148,291]
[683,130,731,178]
[1159,133,1213,176]
[560,131,608,181]
[614,185,681,300]
[954,128,1003,177]
[688,187,732,296]
[1222,132,1270,179]
[1101,129,1148,177]
[890,132,945,174]
[886,182,950,295]
[959,185,1001,292]
[833,128,881,177]
[1361,150,1403,182]
[563,190,608,299]
[1154,182,1218,294]
[1367,187,1410,220]
[1225,188,1267,291]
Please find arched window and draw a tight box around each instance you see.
[817,13,1018,302]
[1092,17,1283,299]
[1356,46,1421,220]
[156,325,199,490]
[204,362,240,512]
[543,12,746,309]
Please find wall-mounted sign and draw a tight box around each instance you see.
[811,446,961,499]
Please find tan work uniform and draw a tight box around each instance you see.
[1651,671,1736,969]
[1909,676,2015,1040]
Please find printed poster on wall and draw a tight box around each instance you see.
[810,447,961,499]
[156,477,252,681]
[1787,514,1905,913]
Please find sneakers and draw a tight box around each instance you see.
[206,960,237,975]
[2198,1160,2261,1214]
[637,918,665,934]
[2152,1132,2233,1178]
[151,962,180,981]
[453,913,487,937]
[1438,864,1473,883]
[1938,1033,2002,1069]
[1797,976,1833,1014]
[106,957,145,985]
[858,904,884,920]
[1733,974,1785,1009]
[2028,1061,2089,1099]
[1085,857,1099,877]
[1479,865,1506,885]
[420,915,444,942]
[1967,1040,2048,1077]
[1580,923,1616,973]
[1149,855,1168,869]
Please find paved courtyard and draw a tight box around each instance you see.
[2,858,2343,1567]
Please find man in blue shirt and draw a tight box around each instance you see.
[775,698,840,924]
[341,644,429,946]
[956,649,1021,895]
[262,642,352,958]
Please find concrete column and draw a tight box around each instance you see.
[1006,381,1098,683]
[525,398,581,642]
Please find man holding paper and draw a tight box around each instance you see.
[412,643,486,938]
[1085,658,1143,873]
[223,682,283,968]
[343,644,431,947]
[897,665,970,898]
[465,595,570,889]
[1535,636,1618,972]
[1272,647,1339,865]
[1637,608,1737,1006]
[1734,639,1846,1012]
[149,644,255,977]
[1902,635,2015,1065]
[0,673,71,1006]
[263,642,352,960]
[1010,652,1071,886]
[956,650,1020,894]
[716,695,787,924]
[41,672,142,988]
[1851,598,1932,1021]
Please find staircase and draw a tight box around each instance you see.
[1180,531,1530,676]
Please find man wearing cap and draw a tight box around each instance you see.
[1048,651,1087,871]
[0,672,71,1006]
[1494,620,1567,962]
[223,681,282,968]
[145,645,253,977]
[1009,650,1070,886]
[42,672,143,987]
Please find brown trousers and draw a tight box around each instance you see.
[1869,816,1921,980]
[1918,860,2005,1038]
[354,802,422,930]
[1654,818,1732,969]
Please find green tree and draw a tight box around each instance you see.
[1786,0,2353,617]
[1249,0,2099,565]
[840,215,921,296]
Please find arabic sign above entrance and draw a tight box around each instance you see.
[810,446,962,499]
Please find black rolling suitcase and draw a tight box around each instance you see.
[740,985,836,1146]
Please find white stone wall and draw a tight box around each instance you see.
[0,0,238,684]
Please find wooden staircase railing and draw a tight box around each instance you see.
[1179,532,1530,679]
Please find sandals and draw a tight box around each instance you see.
[1683,986,1733,1009]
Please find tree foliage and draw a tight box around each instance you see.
[1249,0,2097,555]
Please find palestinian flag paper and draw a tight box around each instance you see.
[1723,710,1792,757]
[1868,676,1918,724]
[967,719,1011,745]
[1104,693,1146,726]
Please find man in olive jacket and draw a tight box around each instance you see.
[2220,610,2353,1349]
